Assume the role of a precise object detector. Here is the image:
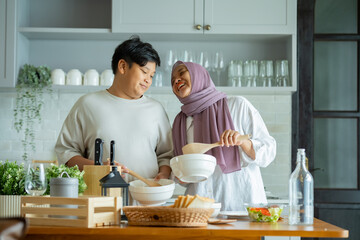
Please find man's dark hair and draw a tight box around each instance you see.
[111,36,161,74]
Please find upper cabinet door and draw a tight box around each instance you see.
[112,0,296,34]
[0,0,16,87]
[112,0,204,34]
[204,0,296,34]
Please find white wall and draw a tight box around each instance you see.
[0,90,291,198]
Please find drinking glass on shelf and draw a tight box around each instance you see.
[228,60,243,87]
[181,50,194,62]
[25,162,47,196]
[197,52,211,71]
[276,60,290,87]
[259,60,274,87]
[213,52,224,86]
[259,61,267,87]
[243,60,251,87]
[153,71,163,87]
[233,61,243,87]
[250,60,258,87]
[266,60,275,87]
[165,50,178,72]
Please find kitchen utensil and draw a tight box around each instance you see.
[94,138,103,165]
[182,134,251,155]
[128,169,161,187]
[128,179,175,206]
[51,69,65,85]
[110,140,115,165]
[182,142,221,155]
[207,218,237,224]
[66,69,82,85]
[211,202,222,218]
[170,154,216,183]
[100,69,114,86]
[84,69,99,86]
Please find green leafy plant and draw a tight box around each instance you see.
[0,160,27,195]
[45,164,87,195]
[13,64,52,162]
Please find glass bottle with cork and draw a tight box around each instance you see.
[289,148,314,225]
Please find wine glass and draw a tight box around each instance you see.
[25,162,47,196]
[213,52,224,86]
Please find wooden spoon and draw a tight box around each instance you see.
[182,134,251,154]
[128,169,161,187]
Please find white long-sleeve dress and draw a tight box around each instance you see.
[183,96,276,211]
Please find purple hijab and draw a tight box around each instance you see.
[171,61,241,174]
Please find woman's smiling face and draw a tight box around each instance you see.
[171,64,192,98]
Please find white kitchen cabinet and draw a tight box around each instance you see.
[112,0,296,34]
[0,0,17,87]
[8,0,296,93]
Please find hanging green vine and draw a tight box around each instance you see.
[13,64,52,162]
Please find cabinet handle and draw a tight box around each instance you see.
[195,24,202,30]
[204,25,211,31]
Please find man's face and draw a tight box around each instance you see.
[171,64,192,99]
[118,61,156,99]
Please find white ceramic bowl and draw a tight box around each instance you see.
[66,69,82,85]
[129,179,175,206]
[84,69,99,86]
[211,202,222,218]
[170,154,216,183]
[100,69,114,86]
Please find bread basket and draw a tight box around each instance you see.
[123,206,214,227]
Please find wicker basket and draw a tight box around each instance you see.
[123,206,214,227]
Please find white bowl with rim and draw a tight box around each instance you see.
[170,154,216,183]
[211,202,222,217]
[129,179,175,206]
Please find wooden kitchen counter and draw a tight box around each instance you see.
[24,218,348,240]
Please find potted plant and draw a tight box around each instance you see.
[13,64,52,162]
[0,160,87,217]
[0,160,27,217]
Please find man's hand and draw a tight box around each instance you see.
[103,159,129,178]
[154,165,171,181]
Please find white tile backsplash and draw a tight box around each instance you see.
[0,90,292,198]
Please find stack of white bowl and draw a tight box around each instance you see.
[51,69,114,86]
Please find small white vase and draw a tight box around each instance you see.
[0,195,22,217]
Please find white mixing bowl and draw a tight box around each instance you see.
[170,154,216,183]
[129,179,175,206]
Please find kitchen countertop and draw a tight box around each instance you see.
[24,218,348,240]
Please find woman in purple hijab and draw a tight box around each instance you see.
[171,61,276,211]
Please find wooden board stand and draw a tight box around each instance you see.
[83,165,122,197]
[21,196,122,227]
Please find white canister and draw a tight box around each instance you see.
[100,69,114,86]
[51,69,65,85]
[66,69,82,85]
[84,69,100,86]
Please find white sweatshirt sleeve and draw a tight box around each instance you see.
[55,97,87,165]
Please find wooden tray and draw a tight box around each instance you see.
[123,206,214,227]
[21,196,122,227]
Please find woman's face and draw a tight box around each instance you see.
[171,64,192,98]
